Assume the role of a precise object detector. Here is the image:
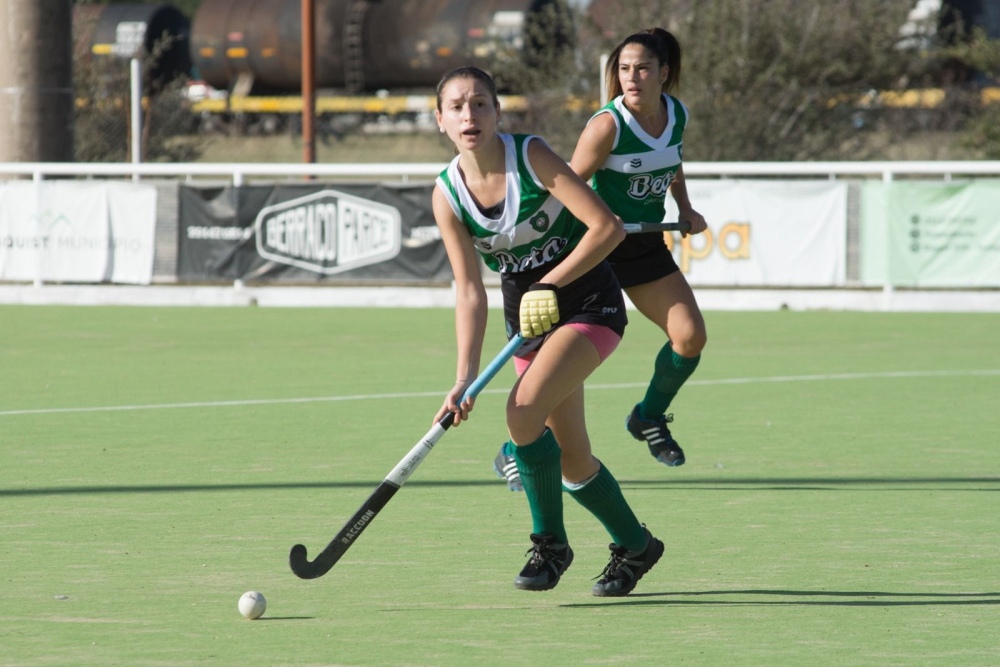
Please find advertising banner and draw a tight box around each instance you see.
[0,181,107,282]
[663,180,848,286]
[107,182,158,284]
[0,181,156,284]
[177,183,451,283]
[860,181,1000,287]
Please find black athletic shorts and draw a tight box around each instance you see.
[500,258,628,357]
[607,232,680,289]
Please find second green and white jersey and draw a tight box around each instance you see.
[435,133,586,275]
[591,93,688,223]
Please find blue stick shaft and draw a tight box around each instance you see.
[461,334,525,401]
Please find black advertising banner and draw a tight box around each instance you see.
[177,183,452,283]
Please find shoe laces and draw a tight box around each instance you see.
[639,412,672,431]
[525,540,563,568]
[596,544,633,581]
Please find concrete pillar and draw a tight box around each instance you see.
[0,0,74,162]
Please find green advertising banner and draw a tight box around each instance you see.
[861,181,1000,287]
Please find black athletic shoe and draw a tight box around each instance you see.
[493,443,523,492]
[591,527,664,597]
[625,405,686,467]
[514,533,574,591]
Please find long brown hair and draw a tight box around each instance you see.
[603,28,682,103]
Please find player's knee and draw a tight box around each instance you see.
[690,326,708,354]
[672,324,707,357]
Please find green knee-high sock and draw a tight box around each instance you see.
[566,463,646,551]
[512,429,566,543]
[639,342,701,419]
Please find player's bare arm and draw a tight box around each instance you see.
[569,112,617,182]
[526,137,624,288]
[432,185,488,425]
[669,166,707,236]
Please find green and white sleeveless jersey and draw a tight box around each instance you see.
[591,94,688,223]
[435,133,585,274]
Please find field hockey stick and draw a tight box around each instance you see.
[289,333,526,580]
[622,221,692,234]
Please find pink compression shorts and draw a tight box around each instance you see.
[513,322,622,376]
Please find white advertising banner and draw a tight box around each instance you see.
[0,181,156,284]
[107,182,157,284]
[663,180,847,286]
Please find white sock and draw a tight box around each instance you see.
[562,469,600,491]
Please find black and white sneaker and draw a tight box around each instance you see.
[625,405,686,467]
[513,533,574,591]
[493,442,523,492]
[591,527,664,597]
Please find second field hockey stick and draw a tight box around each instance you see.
[622,221,692,234]
[289,333,526,580]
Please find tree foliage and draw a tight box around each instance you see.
[581,0,931,160]
[488,0,594,157]
[685,0,922,160]
[74,36,202,163]
[496,0,1000,161]
[937,26,1000,158]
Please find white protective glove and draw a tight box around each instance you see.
[519,283,560,338]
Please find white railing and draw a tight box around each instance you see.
[682,161,1000,182]
[3,160,999,310]
[4,160,1000,184]
[0,162,446,185]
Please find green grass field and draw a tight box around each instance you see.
[2,306,998,667]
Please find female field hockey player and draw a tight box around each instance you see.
[495,28,708,490]
[432,65,663,596]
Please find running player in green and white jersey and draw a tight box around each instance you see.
[493,28,708,488]
[433,66,664,597]
[436,132,626,361]
[587,91,688,235]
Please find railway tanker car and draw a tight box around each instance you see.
[75,0,569,132]
[74,0,997,135]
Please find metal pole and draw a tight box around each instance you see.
[130,58,142,179]
[33,171,43,287]
[599,53,609,104]
[302,0,317,167]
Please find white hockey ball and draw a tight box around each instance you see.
[238,591,267,620]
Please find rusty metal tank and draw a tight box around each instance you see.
[190,0,567,93]
[74,3,192,83]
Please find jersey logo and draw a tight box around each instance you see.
[627,172,676,200]
[629,158,642,168]
[492,236,568,273]
[529,211,550,233]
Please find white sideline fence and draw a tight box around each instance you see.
[5,159,1000,182]
[2,160,1000,312]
